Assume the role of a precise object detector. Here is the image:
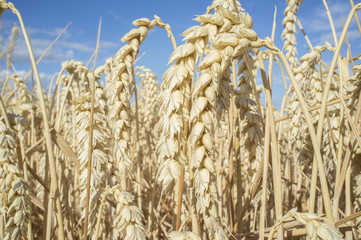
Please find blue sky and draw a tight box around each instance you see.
[1,0,360,108]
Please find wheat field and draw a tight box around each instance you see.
[0,0,360,239]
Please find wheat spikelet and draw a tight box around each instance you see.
[345,63,361,112]
[108,188,146,240]
[34,152,46,201]
[0,116,29,240]
[169,231,201,240]
[268,208,343,240]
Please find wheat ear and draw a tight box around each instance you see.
[282,0,303,71]
[0,116,29,240]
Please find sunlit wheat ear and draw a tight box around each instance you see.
[135,66,159,132]
[74,72,111,238]
[304,47,342,178]
[156,44,196,193]
[287,48,325,171]
[355,173,361,228]
[12,75,33,118]
[110,189,146,240]
[282,0,303,71]
[153,22,203,232]
[12,74,33,150]
[60,61,94,154]
[268,208,343,240]
[169,231,201,240]
[235,54,263,179]
[345,63,361,112]
[107,18,158,184]
[63,61,94,97]
[58,73,75,143]
[228,7,264,178]
[0,116,29,240]
[286,46,341,173]
[135,66,159,177]
[5,25,19,69]
[189,0,263,238]
[209,0,242,12]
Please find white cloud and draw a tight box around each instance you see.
[316,29,360,45]
[0,21,105,64]
[0,69,53,88]
[57,41,93,52]
[108,10,120,20]
[8,37,76,63]
[0,20,19,35]
[100,41,118,49]
[299,0,360,46]
[301,1,352,32]
[29,26,71,40]
[0,69,26,78]
[0,19,125,67]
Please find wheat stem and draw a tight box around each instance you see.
[6,3,65,239]
[26,22,71,82]
[257,52,284,240]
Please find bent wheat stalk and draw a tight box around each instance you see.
[0,1,65,238]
